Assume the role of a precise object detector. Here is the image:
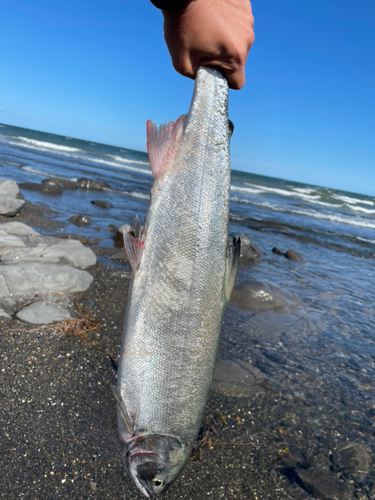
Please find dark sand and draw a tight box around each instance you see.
[1,204,373,500]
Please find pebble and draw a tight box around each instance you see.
[91,200,113,209]
[0,195,25,216]
[68,214,93,226]
[16,302,71,325]
[285,249,303,261]
[0,178,20,197]
[272,246,284,255]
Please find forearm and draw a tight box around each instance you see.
[150,0,190,9]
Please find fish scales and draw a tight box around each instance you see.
[116,67,236,497]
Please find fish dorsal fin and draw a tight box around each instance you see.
[111,385,133,436]
[226,236,241,301]
[146,114,186,179]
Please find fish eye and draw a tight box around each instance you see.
[152,478,165,488]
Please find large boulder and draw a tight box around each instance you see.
[0,263,93,296]
[0,178,20,197]
[1,239,97,269]
[230,280,300,312]
[0,222,39,236]
[0,196,25,216]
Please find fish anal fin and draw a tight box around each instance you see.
[226,236,241,301]
[111,385,133,436]
[123,227,144,272]
[146,114,186,179]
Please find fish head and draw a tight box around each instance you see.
[124,433,187,497]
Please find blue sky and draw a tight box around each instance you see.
[0,0,374,195]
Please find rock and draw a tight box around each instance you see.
[16,303,71,325]
[106,224,118,233]
[41,181,63,195]
[77,177,110,191]
[111,250,128,261]
[68,214,93,226]
[0,263,93,295]
[239,233,261,262]
[0,196,25,216]
[42,177,77,189]
[1,239,97,269]
[210,358,265,397]
[114,224,131,247]
[0,178,20,197]
[296,467,353,500]
[331,443,370,477]
[0,275,9,297]
[230,280,300,312]
[0,308,11,319]
[285,249,303,261]
[91,200,113,209]
[20,181,63,195]
[272,247,284,255]
[0,222,39,236]
[0,230,26,255]
[89,481,97,492]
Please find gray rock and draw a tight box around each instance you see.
[0,263,93,295]
[1,239,97,269]
[68,214,93,226]
[210,359,265,397]
[0,275,10,297]
[331,443,370,477]
[0,221,39,235]
[0,178,20,197]
[42,177,77,189]
[296,467,353,500]
[111,250,128,261]
[19,181,63,195]
[230,280,300,312]
[0,196,25,216]
[239,233,262,262]
[114,224,131,247]
[77,177,110,191]
[16,302,71,325]
[0,230,26,254]
[272,247,284,255]
[106,224,118,233]
[0,308,11,319]
[285,249,303,261]
[91,200,113,209]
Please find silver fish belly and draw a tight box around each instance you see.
[115,66,240,498]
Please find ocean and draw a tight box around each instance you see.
[1,122,375,478]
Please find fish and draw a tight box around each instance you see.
[114,66,240,497]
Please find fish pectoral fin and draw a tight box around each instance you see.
[146,114,186,179]
[123,223,144,272]
[111,385,133,435]
[225,236,241,301]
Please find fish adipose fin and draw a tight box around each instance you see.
[123,215,144,272]
[111,385,133,435]
[225,236,241,301]
[146,115,186,179]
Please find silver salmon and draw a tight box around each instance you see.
[113,66,240,497]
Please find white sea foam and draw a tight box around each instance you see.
[84,156,152,176]
[230,185,264,195]
[22,165,49,176]
[123,190,150,201]
[333,194,374,206]
[242,182,321,201]
[110,155,149,167]
[292,187,316,194]
[14,137,81,153]
[347,205,375,215]
[355,236,375,244]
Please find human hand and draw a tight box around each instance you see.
[162,0,254,90]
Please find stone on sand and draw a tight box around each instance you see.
[0,263,93,296]
[0,221,38,235]
[0,196,25,216]
[230,280,300,312]
[0,178,20,197]
[285,249,303,261]
[1,239,96,269]
[0,230,26,255]
[211,358,265,397]
[0,308,11,319]
[16,302,71,325]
